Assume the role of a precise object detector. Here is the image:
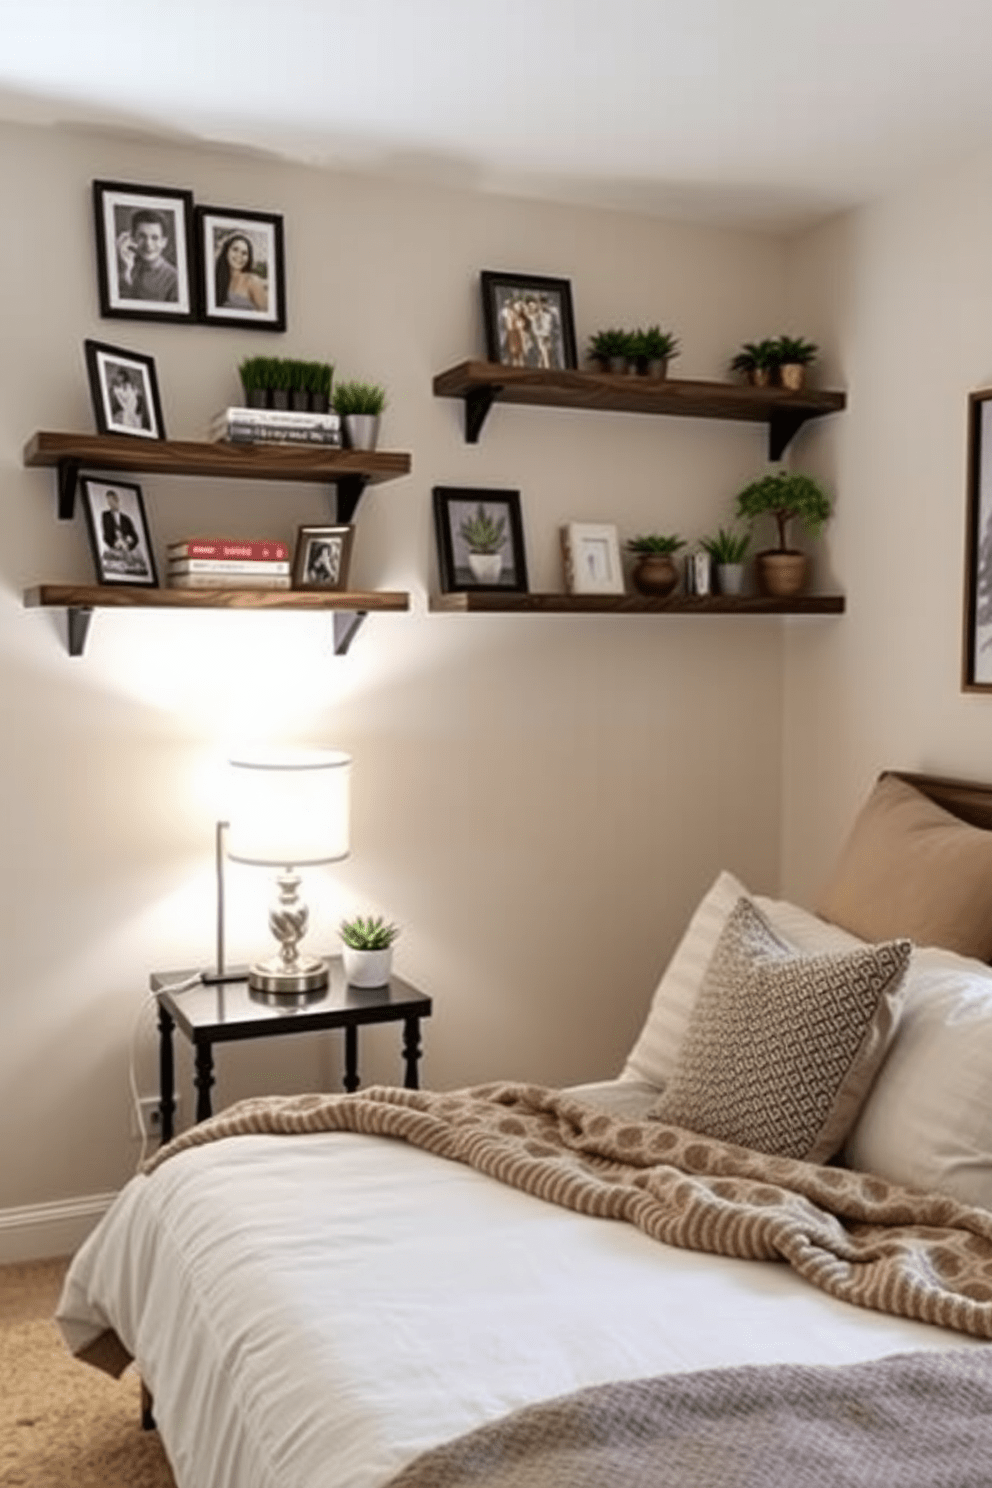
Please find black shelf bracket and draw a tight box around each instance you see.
[464,385,500,444]
[333,610,367,656]
[67,606,94,657]
[58,459,82,520]
[335,475,371,525]
[768,410,812,462]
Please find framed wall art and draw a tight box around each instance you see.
[480,271,577,371]
[560,522,625,595]
[80,477,159,587]
[292,525,354,590]
[963,387,992,689]
[84,339,166,440]
[196,205,286,331]
[433,486,528,593]
[92,180,196,323]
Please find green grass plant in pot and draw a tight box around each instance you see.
[630,326,680,378]
[700,526,750,595]
[734,470,831,597]
[459,503,507,584]
[333,380,387,449]
[340,914,400,988]
[729,338,781,388]
[625,533,686,597]
[774,335,818,392]
[588,328,635,374]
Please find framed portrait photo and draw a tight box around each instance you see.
[560,522,625,595]
[433,486,528,593]
[84,340,166,440]
[196,206,286,331]
[292,525,354,591]
[963,387,992,689]
[480,270,577,371]
[80,477,159,587]
[92,180,195,322]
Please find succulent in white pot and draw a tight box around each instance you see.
[700,526,751,596]
[339,914,400,988]
[459,503,507,583]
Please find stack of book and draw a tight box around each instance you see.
[209,407,342,446]
[168,539,292,590]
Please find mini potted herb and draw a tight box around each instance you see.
[332,380,387,449]
[339,914,400,988]
[729,339,781,388]
[305,360,334,414]
[625,533,686,597]
[459,503,507,583]
[588,329,635,374]
[268,357,295,411]
[735,470,832,597]
[630,326,680,378]
[288,359,310,413]
[774,335,818,392]
[700,526,750,595]
[239,356,271,409]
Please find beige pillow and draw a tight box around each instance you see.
[817,774,992,960]
[650,898,911,1162]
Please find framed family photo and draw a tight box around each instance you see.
[292,525,354,591]
[80,477,159,587]
[93,180,196,322]
[560,522,625,595]
[480,271,577,371]
[84,340,166,440]
[433,486,529,593]
[196,206,286,330]
[963,388,992,689]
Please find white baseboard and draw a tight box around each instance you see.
[0,1192,118,1264]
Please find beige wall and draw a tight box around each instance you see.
[0,120,793,1226]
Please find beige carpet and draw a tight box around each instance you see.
[0,1257,175,1488]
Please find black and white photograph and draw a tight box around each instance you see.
[292,525,354,591]
[92,179,195,322]
[80,477,159,587]
[84,339,166,440]
[963,389,992,689]
[480,271,577,370]
[560,522,625,595]
[433,486,529,593]
[196,206,286,331]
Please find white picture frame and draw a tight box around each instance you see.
[560,522,625,595]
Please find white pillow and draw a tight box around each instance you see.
[845,946,992,1209]
[622,870,867,1087]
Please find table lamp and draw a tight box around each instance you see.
[225,747,351,995]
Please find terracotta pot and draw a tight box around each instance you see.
[632,554,680,597]
[778,363,806,393]
[756,551,807,598]
[747,368,772,388]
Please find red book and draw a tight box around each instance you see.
[167,539,289,562]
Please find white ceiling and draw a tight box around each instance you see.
[4,0,992,229]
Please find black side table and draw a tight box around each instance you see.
[152,960,432,1143]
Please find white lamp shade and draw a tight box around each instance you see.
[226,748,351,866]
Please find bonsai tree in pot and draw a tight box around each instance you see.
[625,533,686,597]
[333,380,387,449]
[629,326,680,378]
[734,470,832,597]
[588,328,635,374]
[459,504,507,583]
[729,338,780,388]
[774,335,818,392]
[340,914,400,988]
[700,526,750,595]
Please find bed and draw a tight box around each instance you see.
[56,770,992,1488]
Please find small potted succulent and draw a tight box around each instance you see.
[340,914,400,988]
[459,503,507,583]
[735,470,832,597]
[729,339,781,388]
[630,326,680,378]
[588,328,635,374]
[700,526,750,595]
[625,533,686,597]
[333,380,387,449]
[774,335,818,392]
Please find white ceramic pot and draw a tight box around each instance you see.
[716,562,746,595]
[468,552,503,583]
[343,414,380,450]
[342,946,393,988]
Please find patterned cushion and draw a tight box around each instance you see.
[649,898,911,1162]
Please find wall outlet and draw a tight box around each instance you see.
[133,1096,176,1139]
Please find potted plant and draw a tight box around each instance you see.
[700,526,750,595]
[729,339,781,388]
[305,360,334,414]
[774,335,818,392]
[588,329,635,375]
[625,533,686,597]
[340,914,400,988]
[332,380,387,449]
[734,470,832,597]
[239,356,271,410]
[288,360,310,413]
[269,357,294,411]
[459,503,507,583]
[630,326,680,378]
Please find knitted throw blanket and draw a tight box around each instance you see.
[144,1081,992,1338]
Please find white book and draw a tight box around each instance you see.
[169,558,291,576]
[169,574,292,590]
[211,426,342,446]
[213,406,341,431]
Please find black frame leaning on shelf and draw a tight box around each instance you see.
[79,476,160,588]
[433,486,529,595]
[84,339,167,441]
[480,271,578,371]
[963,387,992,691]
[92,179,197,324]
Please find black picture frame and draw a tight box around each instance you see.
[433,486,529,593]
[93,180,196,323]
[196,205,287,331]
[480,270,577,370]
[963,387,992,690]
[80,477,159,587]
[292,525,355,591]
[84,339,166,440]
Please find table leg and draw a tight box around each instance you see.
[344,1024,360,1093]
[194,1039,215,1122]
[403,1016,423,1089]
[157,1002,176,1144]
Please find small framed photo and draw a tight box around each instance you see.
[560,522,625,595]
[80,477,159,587]
[84,340,166,440]
[964,387,992,689]
[196,206,286,330]
[292,525,354,591]
[480,271,577,370]
[92,180,196,322]
[433,486,529,593]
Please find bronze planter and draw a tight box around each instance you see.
[778,363,807,392]
[756,551,807,597]
[632,554,680,597]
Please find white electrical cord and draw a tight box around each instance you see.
[127,972,204,1172]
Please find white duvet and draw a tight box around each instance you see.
[57,1084,984,1488]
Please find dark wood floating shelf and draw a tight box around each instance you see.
[23,431,413,522]
[432,362,847,458]
[24,584,410,659]
[429,592,845,616]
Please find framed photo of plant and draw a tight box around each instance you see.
[963,388,992,690]
[195,205,287,331]
[432,486,529,593]
[480,271,577,371]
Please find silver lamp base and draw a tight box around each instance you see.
[248,953,329,995]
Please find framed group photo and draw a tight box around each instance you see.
[196,206,286,330]
[480,270,577,371]
[433,486,529,593]
[93,180,196,323]
[292,525,354,591]
[80,477,159,587]
[84,339,166,440]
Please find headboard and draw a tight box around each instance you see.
[884,770,992,832]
